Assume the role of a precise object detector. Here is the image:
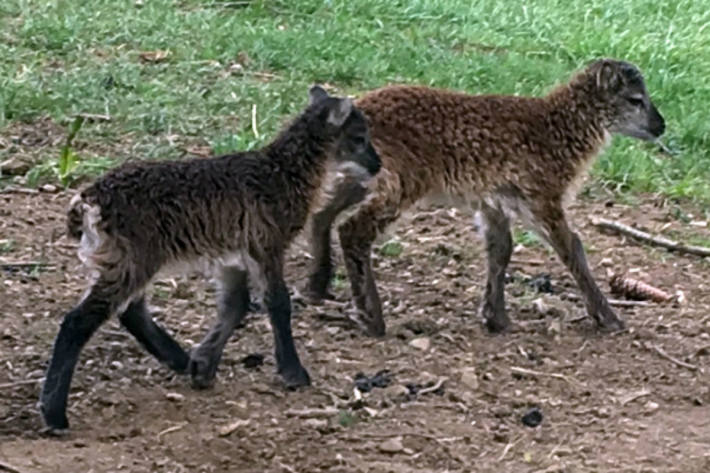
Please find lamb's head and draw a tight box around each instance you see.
[308,85,382,176]
[592,59,665,141]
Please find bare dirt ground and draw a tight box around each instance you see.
[1,187,709,473]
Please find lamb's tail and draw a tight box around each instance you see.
[66,193,86,240]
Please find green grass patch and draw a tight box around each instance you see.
[0,0,709,200]
[513,229,544,248]
[0,239,15,254]
[378,239,405,258]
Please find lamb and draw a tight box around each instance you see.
[305,59,665,336]
[39,86,381,433]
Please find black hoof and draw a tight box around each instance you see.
[40,405,69,434]
[281,365,311,389]
[188,355,218,390]
[597,315,626,333]
[481,305,511,334]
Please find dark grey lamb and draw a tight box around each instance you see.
[39,86,381,433]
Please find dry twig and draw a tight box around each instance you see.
[0,378,44,390]
[416,377,447,395]
[510,366,583,388]
[0,262,53,269]
[0,461,24,473]
[562,292,651,307]
[0,187,39,195]
[510,258,546,266]
[284,406,338,418]
[157,422,188,440]
[591,217,710,257]
[651,344,698,371]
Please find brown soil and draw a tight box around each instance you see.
[1,189,709,472]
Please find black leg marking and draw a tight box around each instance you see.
[119,296,189,373]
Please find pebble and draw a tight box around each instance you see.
[409,337,430,351]
[378,437,404,454]
[521,407,543,427]
[165,392,185,403]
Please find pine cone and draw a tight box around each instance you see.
[609,273,673,303]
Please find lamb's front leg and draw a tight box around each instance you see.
[534,203,625,331]
[306,172,369,302]
[189,266,250,389]
[263,253,311,388]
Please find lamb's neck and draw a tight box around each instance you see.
[264,119,333,236]
[543,78,610,162]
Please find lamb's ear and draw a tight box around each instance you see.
[596,60,621,91]
[309,85,329,105]
[327,97,353,127]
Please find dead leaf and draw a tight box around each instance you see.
[139,50,171,63]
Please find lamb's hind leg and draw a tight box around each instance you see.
[119,296,189,373]
[532,203,625,331]
[40,278,135,433]
[189,266,250,389]
[306,173,368,302]
[338,208,388,337]
[479,203,513,333]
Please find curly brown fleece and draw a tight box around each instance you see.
[306,59,665,337]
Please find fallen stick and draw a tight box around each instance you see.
[416,377,447,396]
[510,366,583,388]
[510,258,546,266]
[284,406,339,418]
[0,187,39,195]
[76,113,111,122]
[562,292,651,307]
[591,217,710,258]
[0,378,44,390]
[651,344,698,371]
[157,422,188,440]
[0,460,24,473]
[0,262,54,269]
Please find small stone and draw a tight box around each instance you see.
[459,368,479,390]
[644,401,660,414]
[165,392,185,403]
[40,183,58,193]
[303,418,328,429]
[378,437,404,454]
[384,384,409,400]
[548,319,563,336]
[532,298,550,316]
[409,337,430,351]
[521,407,543,427]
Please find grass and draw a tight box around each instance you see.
[1,0,709,200]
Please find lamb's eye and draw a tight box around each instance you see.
[627,97,644,107]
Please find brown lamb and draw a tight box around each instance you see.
[39,86,381,433]
[305,59,665,336]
